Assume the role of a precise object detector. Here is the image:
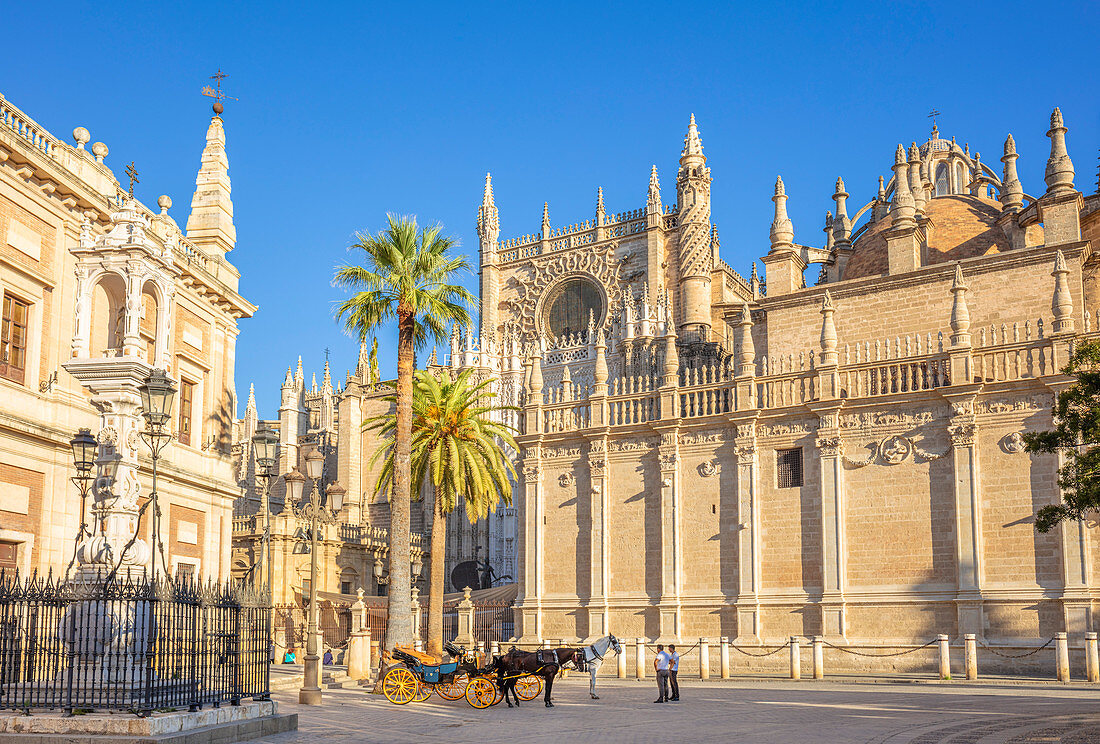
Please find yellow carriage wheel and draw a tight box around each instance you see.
[464,676,497,709]
[413,681,433,703]
[489,679,503,706]
[514,675,543,701]
[382,667,418,705]
[436,673,467,701]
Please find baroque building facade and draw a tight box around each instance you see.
[445,109,1100,646]
[0,92,254,579]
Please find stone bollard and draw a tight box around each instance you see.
[812,636,824,680]
[491,640,501,659]
[938,634,951,680]
[1056,632,1070,682]
[964,634,977,680]
[789,637,801,680]
[720,637,730,679]
[455,587,475,649]
[410,587,421,641]
[699,638,710,680]
[1085,632,1099,683]
[636,638,646,680]
[618,643,627,678]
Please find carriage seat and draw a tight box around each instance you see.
[394,644,439,665]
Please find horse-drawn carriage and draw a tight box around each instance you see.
[381,641,542,708]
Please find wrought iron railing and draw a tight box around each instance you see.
[0,570,270,715]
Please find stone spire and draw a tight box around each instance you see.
[477,173,500,246]
[1000,134,1024,211]
[820,291,838,366]
[596,187,605,221]
[295,356,304,390]
[735,303,755,377]
[528,339,544,396]
[427,346,437,366]
[877,175,886,202]
[356,340,369,377]
[647,164,661,214]
[593,325,608,388]
[322,360,332,393]
[681,113,704,164]
[1045,107,1076,197]
[890,145,916,229]
[311,373,317,393]
[823,211,834,251]
[676,114,713,334]
[540,202,550,239]
[949,263,971,347]
[661,297,679,385]
[185,111,236,255]
[711,224,720,264]
[283,366,294,389]
[832,178,851,247]
[769,176,794,248]
[1051,249,1074,334]
[908,144,925,214]
[246,383,256,415]
[750,262,761,299]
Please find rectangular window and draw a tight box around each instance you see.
[178,379,195,446]
[340,581,352,596]
[176,562,196,580]
[777,447,803,488]
[1,293,30,385]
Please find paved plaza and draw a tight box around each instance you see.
[253,677,1100,744]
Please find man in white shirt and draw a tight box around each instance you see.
[653,644,670,703]
[667,644,680,701]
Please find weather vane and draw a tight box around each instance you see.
[125,162,139,197]
[201,69,238,115]
[927,108,942,127]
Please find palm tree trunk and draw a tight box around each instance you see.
[384,311,415,653]
[426,488,447,656]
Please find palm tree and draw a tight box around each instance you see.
[368,369,516,656]
[333,214,472,656]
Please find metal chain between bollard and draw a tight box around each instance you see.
[728,640,792,658]
[977,637,1056,659]
[645,641,701,655]
[822,638,938,657]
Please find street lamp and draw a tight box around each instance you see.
[138,369,175,578]
[293,448,342,706]
[66,428,96,574]
[251,426,279,594]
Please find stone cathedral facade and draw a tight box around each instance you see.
[445,109,1100,646]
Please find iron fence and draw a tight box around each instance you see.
[0,570,270,715]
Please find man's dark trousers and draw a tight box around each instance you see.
[656,670,669,701]
[669,670,679,700]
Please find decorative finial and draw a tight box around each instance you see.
[1045,106,1075,197]
[157,195,172,214]
[770,175,794,248]
[72,127,90,149]
[596,186,605,214]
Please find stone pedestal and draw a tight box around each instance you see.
[455,587,475,649]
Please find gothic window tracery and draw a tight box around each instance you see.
[544,277,604,339]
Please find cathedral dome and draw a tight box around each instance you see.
[843,194,1007,280]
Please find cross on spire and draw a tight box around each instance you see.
[125,161,139,197]
[201,68,238,114]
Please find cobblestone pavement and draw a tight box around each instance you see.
[253,677,1100,744]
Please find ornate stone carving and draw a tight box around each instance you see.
[97,425,119,446]
[842,442,877,468]
[698,460,720,477]
[912,441,950,461]
[948,422,978,447]
[734,441,757,461]
[1002,432,1026,454]
[661,476,673,488]
[610,438,655,452]
[817,411,839,430]
[660,432,678,448]
[840,409,939,430]
[978,395,1051,414]
[880,435,912,464]
[950,400,975,417]
[558,472,576,488]
[760,421,813,437]
[544,445,581,459]
[815,435,843,457]
[659,451,678,470]
[589,439,606,454]
[522,464,541,482]
[681,429,725,445]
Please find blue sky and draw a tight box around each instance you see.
[6,1,1097,417]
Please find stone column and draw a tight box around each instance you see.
[811,403,847,639]
[732,417,761,643]
[410,587,421,641]
[456,586,475,649]
[656,429,682,641]
[944,388,984,636]
[518,445,543,640]
[586,435,610,639]
[346,588,371,681]
[122,264,145,359]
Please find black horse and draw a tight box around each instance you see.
[494,646,580,708]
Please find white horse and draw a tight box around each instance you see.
[578,634,622,699]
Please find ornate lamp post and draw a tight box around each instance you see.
[137,369,175,578]
[251,426,279,594]
[66,429,97,574]
[287,449,344,705]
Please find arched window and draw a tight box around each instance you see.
[543,277,604,341]
[935,163,949,197]
[955,162,966,194]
